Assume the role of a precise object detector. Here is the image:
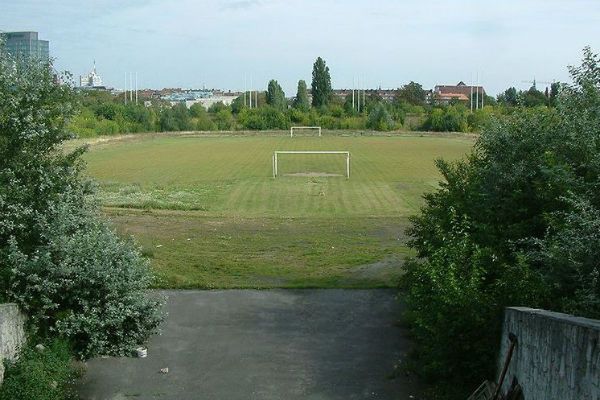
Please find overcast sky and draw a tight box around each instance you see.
[2,0,600,95]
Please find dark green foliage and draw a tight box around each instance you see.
[403,47,600,398]
[311,57,332,108]
[521,85,548,107]
[0,339,79,400]
[208,101,229,114]
[422,105,469,132]
[549,82,560,106]
[190,103,216,131]
[497,87,518,106]
[237,106,289,130]
[230,93,247,114]
[366,104,395,131]
[266,79,287,110]
[213,108,234,130]
[395,81,426,106]
[293,80,310,111]
[0,49,163,359]
[159,103,192,131]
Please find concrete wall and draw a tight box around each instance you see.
[0,303,26,384]
[498,307,600,400]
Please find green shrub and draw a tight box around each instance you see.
[422,105,469,132]
[214,109,234,130]
[403,47,600,398]
[94,118,120,135]
[317,115,339,129]
[0,47,163,360]
[366,104,395,131]
[0,339,79,400]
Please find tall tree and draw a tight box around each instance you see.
[497,87,518,106]
[395,81,426,106]
[549,82,560,106]
[266,79,286,110]
[311,57,332,108]
[293,80,310,111]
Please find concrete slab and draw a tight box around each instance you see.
[78,289,420,400]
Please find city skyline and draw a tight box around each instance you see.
[2,0,600,95]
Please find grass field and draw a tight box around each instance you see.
[82,132,473,288]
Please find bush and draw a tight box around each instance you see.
[238,108,265,130]
[0,48,163,359]
[366,104,395,131]
[7,191,163,358]
[214,109,234,130]
[94,118,120,135]
[0,339,79,400]
[402,48,600,398]
[317,115,339,129]
[423,105,469,132]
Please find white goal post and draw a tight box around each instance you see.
[272,151,350,178]
[290,126,322,137]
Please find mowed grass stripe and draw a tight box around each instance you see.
[84,134,473,218]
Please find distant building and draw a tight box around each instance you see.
[433,81,485,105]
[332,88,397,102]
[162,89,238,108]
[80,61,104,88]
[0,31,49,62]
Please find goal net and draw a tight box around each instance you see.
[290,126,322,137]
[272,151,350,178]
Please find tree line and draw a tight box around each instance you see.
[71,57,564,138]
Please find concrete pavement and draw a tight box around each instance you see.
[78,289,420,400]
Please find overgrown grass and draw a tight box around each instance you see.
[108,210,411,288]
[82,133,473,288]
[0,339,80,400]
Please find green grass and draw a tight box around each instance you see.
[83,132,473,288]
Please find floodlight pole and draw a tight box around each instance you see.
[476,72,479,110]
[130,73,133,102]
[135,72,138,105]
[352,77,355,111]
[470,75,473,112]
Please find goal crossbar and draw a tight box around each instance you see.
[272,150,350,178]
[290,126,322,137]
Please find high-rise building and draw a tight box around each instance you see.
[0,31,49,62]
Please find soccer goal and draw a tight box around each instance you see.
[290,126,322,137]
[272,151,350,178]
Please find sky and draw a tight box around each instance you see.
[2,0,600,95]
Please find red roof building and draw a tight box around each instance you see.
[433,81,485,105]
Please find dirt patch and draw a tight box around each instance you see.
[351,257,404,280]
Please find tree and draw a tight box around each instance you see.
[293,80,310,111]
[521,85,547,107]
[0,48,162,359]
[549,82,560,107]
[402,47,600,397]
[366,104,394,131]
[266,79,286,110]
[497,87,518,106]
[159,103,192,131]
[395,81,426,106]
[311,57,332,108]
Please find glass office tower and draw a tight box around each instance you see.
[0,31,49,62]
